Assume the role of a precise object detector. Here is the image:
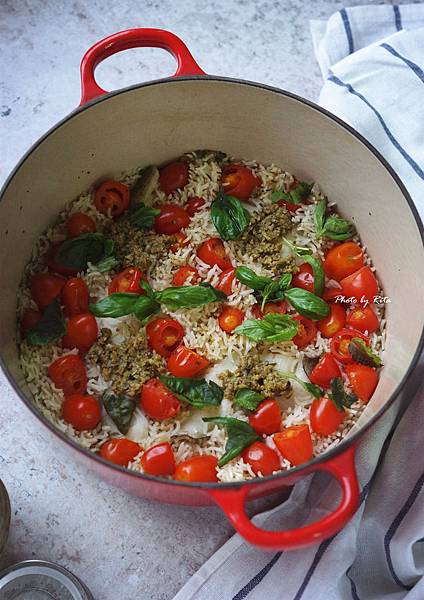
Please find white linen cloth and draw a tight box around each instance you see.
[173,5,424,599]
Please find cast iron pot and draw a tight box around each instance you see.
[1,28,423,551]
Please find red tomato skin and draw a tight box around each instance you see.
[278,199,301,213]
[186,196,205,216]
[141,442,176,476]
[94,180,130,218]
[174,455,218,482]
[249,399,281,435]
[292,263,315,293]
[310,396,346,436]
[317,302,346,338]
[221,164,260,200]
[154,204,190,235]
[216,268,236,296]
[330,327,369,364]
[63,313,98,352]
[309,353,342,389]
[66,212,96,237]
[346,306,379,334]
[323,287,344,302]
[167,345,210,377]
[99,438,143,466]
[218,306,244,333]
[170,232,189,253]
[171,266,200,287]
[340,266,379,305]
[292,315,317,349]
[108,267,146,295]
[62,394,102,430]
[159,161,189,195]
[48,355,87,395]
[21,308,41,336]
[196,238,232,271]
[273,425,313,466]
[242,442,281,476]
[146,317,185,358]
[61,278,89,317]
[140,378,181,421]
[345,363,378,403]
[324,242,364,281]
[45,243,79,276]
[30,273,66,310]
[251,300,287,320]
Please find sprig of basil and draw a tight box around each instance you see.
[349,338,383,368]
[279,371,323,399]
[26,298,66,346]
[103,391,136,434]
[234,388,264,411]
[160,376,223,408]
[202,416,260,467]
[234,313,299,343]
[283,238,325,297]
[129,203,160,230]
[95,256,121,273]
[55,233,117,272]
[284,288,329,320]
[89,293,161,322]
[211,192,250,240]
[271,181,314,205]
[314,199,356,241]
[329,377,357,411]
[260,273,292,309]
[155,282,226,310]
[234,267,272,291]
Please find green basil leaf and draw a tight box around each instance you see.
[278,273,293,291]
[211,192,251,241]
[203,416,260,467]
[55,233,114,271]
[103,391,136,434]
[321,214,356,241]
[271,189,291,204]
[284,287,330,320]
[279,372,323,399]
[139,279,155,298]
[89,293,160,321]
[234,267,272,291]
[290,181,314,203]
[234,313,299,343]
[329,377,357,411]
[261,281,280,310]
[234,388,264,411]
[129,203,160,230]
[349,338,383,368]
[160,376,223,409]
[282,238,324,296]
[26,298,66,346]
[156,282,226,310]
[94,256,120,273]
[313,198,327,235]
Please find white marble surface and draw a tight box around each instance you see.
[0,0,417,598]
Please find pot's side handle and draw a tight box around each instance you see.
[209,445,360,551]
[80,28,206,105]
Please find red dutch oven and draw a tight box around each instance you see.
[1,29,423,551]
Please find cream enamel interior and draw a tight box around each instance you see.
[1,78,423,448]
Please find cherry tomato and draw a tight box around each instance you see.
[221,164,260,200]
[45,243,79,276]
[317,302,346,338]
[146,317,185,357]
[292,316,317,349]
[48,355,87,395]
[340,266,379,305]
[249,399,281,435]
[273,425,313,466]
[186,196,205,216]
[62,394,102,430]
[94,180,130,218]
[108,267,146,295]
[251,300,287,320]
[309,353,341,389]
[310,396,346,436]
[174,455,218,482]
[345,363,378,403]
[140,378,181,421]
[61,278,89,317]
[197,238,232,271]
[346,305,379,334]
[30,273,66,310]
[167,345,210,377]
[154,204,190,235]
[324,242,364,281]
[65,212,96,237]
[323,287,343,302]
[63,313,98,352]
[171,265,200,287]
[218,306,244,333]
[292,263,315,293]
[159,161,189,195]
[278,199,301,213]
[216,268,235,296]
[241,441,281,476]
[99,438,143,466]
[21,308,41,336]
[170,232,189,253]
[141,442,176,476]
[330,327,369,364]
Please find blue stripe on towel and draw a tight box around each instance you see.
[340,8,354,54]
[393,6,402,31]
[381,43,424,84]
[232,552,282,600]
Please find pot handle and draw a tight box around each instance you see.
[209,445,359,550]
[80,28,206,105]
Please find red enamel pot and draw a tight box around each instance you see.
[1,28,423,551]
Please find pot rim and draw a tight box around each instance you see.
[1,74,423,490]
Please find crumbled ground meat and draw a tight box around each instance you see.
[88,328,165,397]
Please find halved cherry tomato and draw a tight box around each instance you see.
[292,315,317,349]
[174,455,218,482]
[171,265,200,287]
[186,196,205,216]
[310,396,346,436]
[30,273,66,310]
[324,242,364,281]
[45,243,79,276]
[330,327,369,364]
[218,306,244,333]
[340,266,379,305]
[61,278,89,317]
[62,394,101,430]
[345,363,378,403]
[170,232,189,253]
[317,302,346,338]
[221,164,260,200]
[249,399,281,435]
[251,300,287,320]
[63,313,98,352]
[141,442,176,476]
[140,378,181,421]
[99,438,143,466]
[216,268,235,296]
[273,425,313,466]
[146,317,185,357]
[309,353,341,389]
[292,263,315,293]
[196,238,232,271]
[154,204,190,235]
[323,287,343,302]
[65,212,96,237]
[159,161,189,195]
[21,308,41,336]
[48,355,87,395]
[167,345,210,377]
[242,441,281,475]
[94,180,130,218]
[108,267,146,295]
[346,305,379,334]
[278,199,301,213]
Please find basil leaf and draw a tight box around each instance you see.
[129,203,160,230]
[211,192,250,240]
[234,267,272,291]
[284,288,330,320]
[26,298,66,346]
[156,282,226,310]
[89,293,160,321]
[234,313,299,343]
[160,376,223,409]
[279,372,323,399]
[278,273,293,291]
[313,198,327,235]
[349,338,383,368]
[271,181,313,205]
[261,281,280,310]
[55,233,114,271]
[234,388,264,411]
[329,377,357,411]
[103,391,136,434]
[95,255,120,273]
[282,238,324,297]
[139,279,155,298]
[203,416,260,467]
[313,198,355,241]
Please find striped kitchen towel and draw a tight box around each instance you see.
[173,5,424,600]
